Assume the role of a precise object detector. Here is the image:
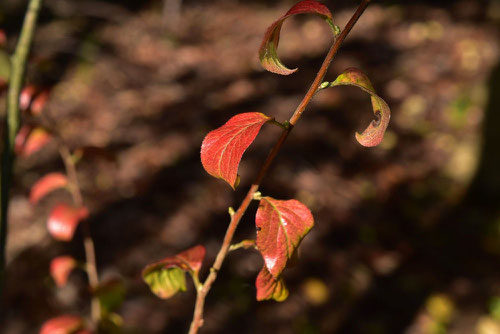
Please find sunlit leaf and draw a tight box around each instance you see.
[256,266,289,302]
[30,173,69,204]
[256,197,314,278]
[40,315,84,334]
[47,204,89,242]
[50,256,77,287]
[259,0,335,75]
[15,126,52,157]
[142,245,205,299]
[94,278,126,315]
[19,85,37,111]
[329,68,391,147]
[201,112,271,189]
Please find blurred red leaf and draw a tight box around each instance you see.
[142,245,205,299]
[31,89,50,116]
[30,173,68,204]
[256,266,289,302]
[20,85,37,111]
[47,204,89,242]
[0,29,6,47]
[16,127,52,157]
[329,68,391,147]
[50,256,76,287]
[201,112,271,189]
[39,315,84,334]
[259,0,334,75]
[256,197,314,278]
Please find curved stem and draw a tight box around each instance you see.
[188,1,371,333]
[0,0,43,291]
[59,145,101,325]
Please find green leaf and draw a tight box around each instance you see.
[94,279,126,315]
[143,266,186,299]
[329,68,391,147]
[259,0,335,75]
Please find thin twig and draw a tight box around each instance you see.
[0,0,43,290]
[188,1,372,333]
[59,145,101,325]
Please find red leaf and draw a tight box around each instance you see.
[256,197,314,278]
[30,173,69,204]
[47,204,89,242]
[256,266,289,302]
[40,315,84,334]
[0,29,6,47]
[142,245,205,299]
[259,0,334,75]
[50,256,76,287]
[329,68,391,147]
[201,112,271,189]
[143,245,206,275]
[31,89,50,116]
[16,127,52,157]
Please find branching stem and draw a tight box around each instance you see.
[188,1,371,333]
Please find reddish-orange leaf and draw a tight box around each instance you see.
[50,256,76,287]
[259,0,335,75]
[15,125,32,155]
[0,29,6,47]
[329,68,391,147]
[31,89,50,116]
[40,315,84,334]
[142,245,205,299]
[30,173,69,204]
[201,112,271,189]
[256,266,289,302]
[19,127,52,157]
[47,204,89,242]
[256,197,314,278]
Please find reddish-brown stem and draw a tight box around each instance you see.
[59,145,101,325]
[188,1,371,333]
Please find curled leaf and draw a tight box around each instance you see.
[30,173,69,204]
[40,315,84,334]
[20,85,37,111]
[256,266,289,302]
[50,256,76,287]
[259,0,334,75]
[256,197,314,278]
[201,112,271,189]
[47,204,89,242]
[142,245,205,299]
[330,68,391,147]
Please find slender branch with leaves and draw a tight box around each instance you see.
[142,1,390,333]
[0,0,43,290]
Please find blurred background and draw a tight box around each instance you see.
[1,0,500,333]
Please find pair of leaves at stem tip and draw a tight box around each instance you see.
[142,245,205,299]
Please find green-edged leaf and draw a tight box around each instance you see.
[259,0,335,75]
[201,112,271,189]
[256,197,314,278]
[142,245,205,299]
[256,266,289,302]
[143,266,186,299]
[329,68,391,147]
